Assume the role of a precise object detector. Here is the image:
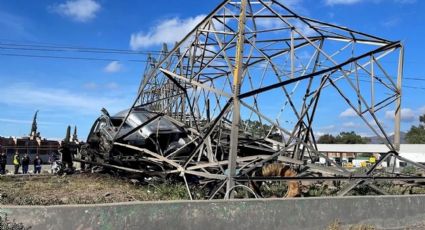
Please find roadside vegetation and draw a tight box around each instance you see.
[0,174,193,205]
[327,220,375,230]
[0,214,30,230]
[1,173,424,205]
[405,114,425,144]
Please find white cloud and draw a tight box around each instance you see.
[315,124,336,133]
[256,18,281,28]
[82,82,120,90]
[394,0,416,3]
[0,118,62,126]
[382,17,401,28]
[279,0,304,8]
[82,82,98,90]
[277,0,308,15]
[419,106,425,114]
[255,18,316,37]
[294,21,316,37]
[0,11,32,39]
[104,61,122,73]
[339,108,357,118]
[385,108,416,123]
[0,83,126,115]
[342,121,357,128]
[130,15,206,50]
[51,0,101,22]
[315,132,326,137]
[105,82,119,90]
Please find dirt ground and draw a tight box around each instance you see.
[0,173,191,205]
[1,173,425,206]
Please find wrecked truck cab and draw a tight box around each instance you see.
[84,107,192,167]
[112,108,185,148]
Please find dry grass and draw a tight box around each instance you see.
[327,220,376,230]
[0,174,191,205]
[1,173,424,206]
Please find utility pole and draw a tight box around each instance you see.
[226,0,247,198]
[394,45,404,152]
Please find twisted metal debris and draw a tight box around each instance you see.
[75,0,425,199]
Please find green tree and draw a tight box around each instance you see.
[335,131,370,144]
[405,114,425,144]
[318,132,370,144]
[242,120,284,141]
[243,120,272,138]
[317,134,336,144]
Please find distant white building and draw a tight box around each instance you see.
[315,144,425,168]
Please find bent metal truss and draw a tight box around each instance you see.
[110,0,423,198]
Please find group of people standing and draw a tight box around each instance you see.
[0,152,43,175]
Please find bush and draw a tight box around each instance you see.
[0,214,31,230]
[401,166,417,175]
[327,220,375,230]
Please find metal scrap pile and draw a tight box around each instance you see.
[65,0,425,199]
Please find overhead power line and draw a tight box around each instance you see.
[4,42,425,82]
[0,42,165,55]
[355,79,425,91]
[1,40,424,90]
[0,52,148,63]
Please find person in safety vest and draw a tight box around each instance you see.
[13,152,21,174]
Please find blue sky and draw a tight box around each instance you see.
[0,0,424,140]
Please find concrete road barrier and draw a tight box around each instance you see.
[1,195,425,230]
